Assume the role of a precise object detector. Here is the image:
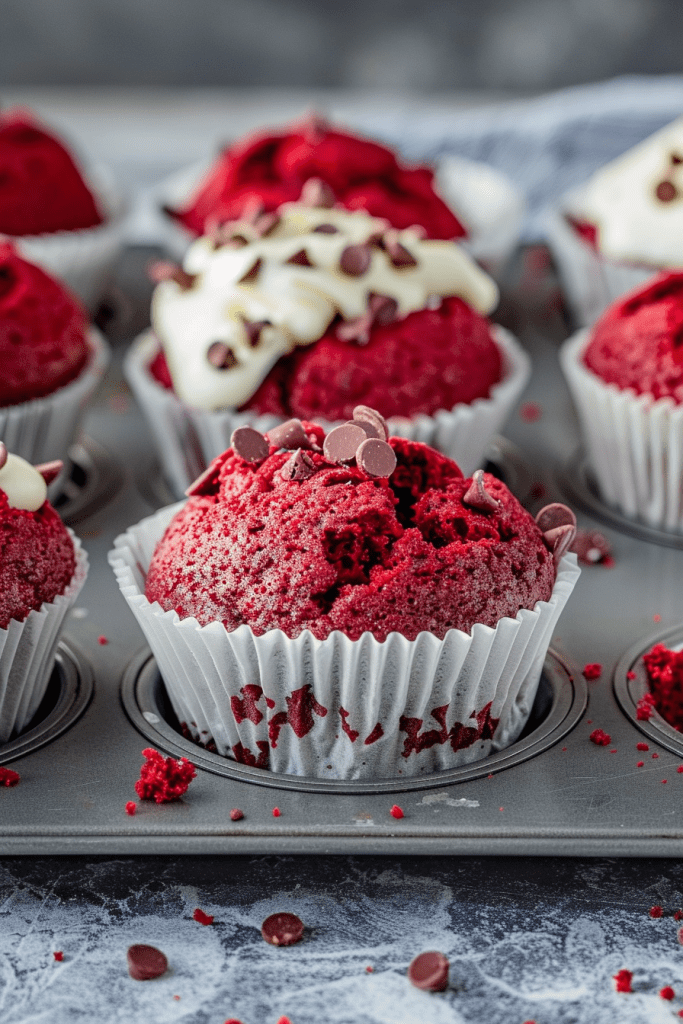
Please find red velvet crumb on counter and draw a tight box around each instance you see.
[272,807,281,818]
[654,614,662,623]
[53,951,63,962]
[276,1017,294,1024]
[230,808,244,821]
[125,801,136,816]
[678,767,683,774]
[636,742,649,751]
[520,402,542,422]
[582,663,602,680]
[637,761,644,767]
[0,767,20,787]
[135,748,196,803]
[390,805,404,819]
[193,908,214,926]
[663,779,668,783]
[675,910,683,921]
[613,969,633,993]
[660,986,675,1000]
[627,671,636,680]
[97,635,108,645]
[652,753,659,758]
[590,729,611,746]
[365,966,374,973]
[224,1019,245,1024]
[636,693,656,720]
[650,905,664,918]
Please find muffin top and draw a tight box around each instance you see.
[583,272,683,403]
[145,417,560,643]
[150,201,498,413]
[576,115,683,267]
[0,108,103,236]
[166,114,465,241]
[0,242,90,406]
[0,445,75,629]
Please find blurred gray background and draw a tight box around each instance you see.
[2,0,682,91]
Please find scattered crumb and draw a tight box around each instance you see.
[193,908,214,926]
[499,807,504,812]
[654,614,662,623]
[663,779,668,784]
[125,801,136,816]
[636,693,655,720]
[173,995,180,1001]
[53,951,63,962]
[230,808,244,821]
[650,905,664,918]
[678,767,683,774]
[390,805,404,819]
[562,746,567,751]
[636,742,649,751]
[276,1017,294,1024]
[660,986,675,1000]
[610,749,618,754]
[590,729,611,746]
[365,966,374,973]
[97,635,108,645]
[0,767,20,787]
[135,748,196,803]
[272,807,281,818]
[613,968,633,993]
[520,401,542,422]
[637,761,644,767]
[626,670,636,680]
[582,663,602,680]
[674,911,683,921]
[652,753,660,759]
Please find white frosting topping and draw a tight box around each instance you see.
[151,203,499,411]
[0,453,47,512]
[578,116,683,267]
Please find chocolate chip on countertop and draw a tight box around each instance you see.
[407,951,449,991]
[127,944,168,981]
[339,243,371,276]
[230,426,269,463]
[207,342,238,370]
[356,437,397,478]
[261,912,304,947]
[323,423,368,464]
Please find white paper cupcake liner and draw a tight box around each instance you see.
[152,154,525,279]
[11,164,126,312]
[0,531,88,744]
[0,327,110,467]
[544,190,655,328]
[561,329,683,532]
[124,325,530,498]
[109,504,579,780]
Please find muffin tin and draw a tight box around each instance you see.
[2,240,683,855]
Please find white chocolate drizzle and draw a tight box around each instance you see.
[0,453,48,511]
[151,203,499,412]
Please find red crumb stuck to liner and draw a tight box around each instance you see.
[613,969,633,993]
[53,951,63,961]
[192,908,214,926]
[135,748,196,803]
[582,663,602,680]
[660,986,675,1000]
[390,805,404,819]
[125,801,136,816]
[649,905,664,918]
[590,729,611,746]
[0,767,20,787]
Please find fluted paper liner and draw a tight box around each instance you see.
[109,505,579,780]
[125,325,530,498]
[0,532,88,744]
[12,164,126,312]
[545,191,655,328]
[0,328,110,467]
[562,329,683,532]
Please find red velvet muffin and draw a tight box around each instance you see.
[165,114,465,242]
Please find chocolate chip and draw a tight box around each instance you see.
[231,426,269,463]
[147,260,196,290]
[238,257,263,284]
[462,470,500,512]
[222,233,249,248]
[571,528,612,566]
[267,418,310,450]
[300,177,336,208]
[336,312,373,344]
[127,944,168,981]
[356,437,397,478]
[672,153,683,165]
[339,244,371,276]
[383,231,418,268]
[253,211,280,237]
[185,459,222,497]
[34,460,63,486]
[286,248,313,267]
[352,405,388,441]
[348,418,382,440]
[368,292,398,326]
[207,342,238,370]
[312,223,339,234]
[280,448,316,481]
[656,180,678,203]
[535,503,577,564]
[243,319,270,346]
[323,423,368,464]
[261,912,304,947]
[0,442,7,471]
[407,951,449,991]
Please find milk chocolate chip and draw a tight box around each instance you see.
[230,426,269,463]
[323,423,367,463]
[34,460,63,486]
[286,249,313,267]
[238,257,263,284]
[261,912,304,947]
[462,470,500,512]
[267,418,310,450]
[352,406,388,441]
[242,319,270,347]
[339,244,371,277]
[356,437,397,478]
[535,503,577,564]
[280,448,316,481]
[127,944,168,981]
[407,951,449,991]
[207,342,238,370]
[300,177,336,209]
[656,180,678,203]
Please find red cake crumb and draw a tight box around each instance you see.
[636,742,649,751]
[390,805,404,819]
[134,748,196,803]
[627,670,636,680]
[276,1017,293,1024]
[660,986,675,1000]
[590,729,611,746]
[0,108,103,236]
[192,908,214,926]
[654,614,662,623]
[636,693,656,720]
[652,753,660,758]
[610,749,617,753]
[637,761,644,767]
[678,767,683,774]
[272,807,281,817]
[0,242,89,407]
[613,969,633,993]
[230,808,244,821]
[97,635,108,645]
[499,807,504,812]
[166,117,465,241]
[519,402,542,422]
[582,663,602,680]
[663,779,668,783]
[224,1019,245,1024]
[365,966,374,973]
[650,905,664,918]
[125,801,136,816]
[0,767,20,787]
[53,951,63,962]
